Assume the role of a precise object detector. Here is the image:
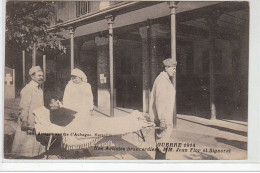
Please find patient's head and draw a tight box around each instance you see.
[49,99,60,110]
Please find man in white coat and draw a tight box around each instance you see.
[149,58,177,160]
[11,66,46,158]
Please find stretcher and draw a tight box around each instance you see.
[33,106,155,158]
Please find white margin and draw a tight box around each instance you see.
[0,0,259,171]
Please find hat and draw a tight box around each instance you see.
[71,68,87,82]
[163,58,177,67]
[29,66,42,76]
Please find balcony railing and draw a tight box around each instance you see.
[76,1,122,17]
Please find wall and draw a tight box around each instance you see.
[55,1,219,39]
[56,1,76,22]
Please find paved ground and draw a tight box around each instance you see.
[4,98,247,160]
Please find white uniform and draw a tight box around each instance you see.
[11,80,45,157]
[149,71,176,153]
[61,70,94,147]
[63,81,94,115]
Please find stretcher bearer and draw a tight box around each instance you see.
[11,66,46,158]
[149,58,177,160]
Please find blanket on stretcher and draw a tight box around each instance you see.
[33,106,154,150]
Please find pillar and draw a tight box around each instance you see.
[42,54,46,95]
[106,15,115,117]
[69,27,76,71]
[22,50,26,86]
[43,54,46,82]
[169,1,178,128]
[205,12,221,120]
[139,26,150,113]
[32,43,36,66]
[95,36,110,111]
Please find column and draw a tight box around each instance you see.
[95,37,110,112]
[22,50,26,86]
[42,54,46,94]
[43,54,46,82]
[205,13,221,120]
[139,26,150,113]
[106,15,115,117]
[169,1,178,128]
[69,27,76,71]
[32,43,36,66]
[13,68,15,98]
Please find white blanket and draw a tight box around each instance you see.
[33,106,64,134]
[33,106,155,150]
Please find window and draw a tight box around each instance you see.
[76,1,123,16]
[76,1,100,16]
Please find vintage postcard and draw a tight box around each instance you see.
[3,0,250,161]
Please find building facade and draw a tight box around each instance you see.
[42,1,249,121]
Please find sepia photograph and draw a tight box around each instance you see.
[3,0,250,161]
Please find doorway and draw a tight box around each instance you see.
[115,41,143,111]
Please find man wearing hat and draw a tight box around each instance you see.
[11,66,46,158]
[149,58,177,160]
